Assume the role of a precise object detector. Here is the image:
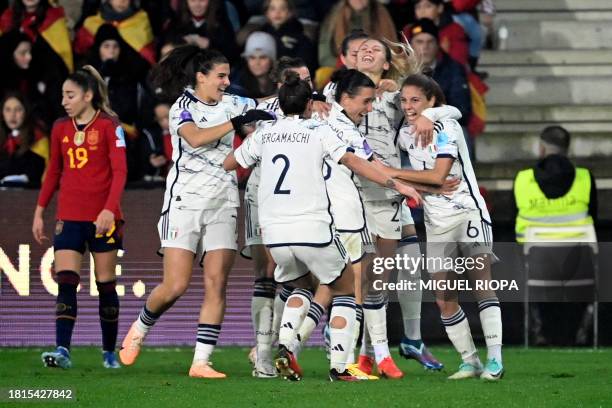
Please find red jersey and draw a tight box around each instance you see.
[37,111,127,221]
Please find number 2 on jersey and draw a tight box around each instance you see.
[67,147,88,169]
[272,154,291,194]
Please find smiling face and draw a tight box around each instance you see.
[2,97,26,130]
[195,63,230,103]
[356,39,389,75]
[13,41,32,70]
[266,0,291,28]
[400,85,435,124]
[339,86,375,125]
[61,80,93,118]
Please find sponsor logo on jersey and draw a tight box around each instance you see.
[87,129,99,145]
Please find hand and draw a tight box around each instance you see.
[395,181,422,207]
[32,214,48,244]
[149,154,167,168]
[412,115,434,147]
[440,177,460,196]
[230,110,275,137]
[311,100,331,118]
[376,79,399,96]
[94,209,115,236]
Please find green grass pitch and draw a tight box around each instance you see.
[1,347,611,407]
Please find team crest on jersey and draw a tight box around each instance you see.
[55,220,64,235]
[87,129,99,145]
[74,131,86,146]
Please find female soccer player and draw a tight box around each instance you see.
[32,65,127,369]
[224,71,421,381]
[379,74,504,381]
[119,45,272,379]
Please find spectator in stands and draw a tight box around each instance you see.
[0,0,73,120]
[0,92,48,188]
[165,0,239,63]
[403,0,469,67]
[139,101,172,183]
[317,0,397,69]
[257,0,317,74]
[513,126,598,345]
[448,0,485,75]
[74,0,156,66]
[230,31,277,100]
[408,19,471,128]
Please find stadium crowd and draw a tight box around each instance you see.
[0,0,496,187]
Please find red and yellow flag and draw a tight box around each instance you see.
[74,10,155,65]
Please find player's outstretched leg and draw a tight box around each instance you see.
[396,235,443,370]
[42,270,79,369]
[251,277,277,378]
[275,288,312,381]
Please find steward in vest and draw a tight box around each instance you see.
[513,126,597,243]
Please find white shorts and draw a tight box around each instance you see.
[363,198,402,240]
[158,203,238,255]
[240,192,262,259]
[269,236,349,285]
[426,216,495,274]
[400,200,415,226]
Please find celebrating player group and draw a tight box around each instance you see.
[33,33,504,382]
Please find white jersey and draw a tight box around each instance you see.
[246,96,286,198]
[235,116,351,246]
[397,117,491,232]
[324,102,372,232]
[164,89,255,211]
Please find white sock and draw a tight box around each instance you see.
[252,278,276,360]
[329,296,356,372]
[442,308,480,366]
[359,322,374,357]
[347,305,363,364]
[272,286,291,344]
[193,323,220,364]
[396,240,422,340]
[278,289,312,348]
[137,306,160,336]
[478,298,503,363]
[363,292,389,363]
[293,301,325,356]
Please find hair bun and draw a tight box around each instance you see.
[283,70,301,87]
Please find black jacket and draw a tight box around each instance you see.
[432,52,472,127]
[260,17,317,73]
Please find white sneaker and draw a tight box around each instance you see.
[448,362,483,380]
[480,358,504,381]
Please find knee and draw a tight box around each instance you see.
[165,280,189,300]
[205,274,228,297]
[436,298,459,316]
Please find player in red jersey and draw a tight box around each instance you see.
[32,65,127,369]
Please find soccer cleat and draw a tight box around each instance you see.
[346,363,379,380]
[41,346,72,369]
[448,362,484,380]
[399,338,444,370]
[357,354,374,375]
[253,357,278,378]
[274,345,302,381]
[119,321,145,366]
[103,351,121,369]
[329,368,364,382]
[377,356,404,379]
[189,361,227,379]
[480,358,504,381]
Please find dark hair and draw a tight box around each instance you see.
[340,30,369,57]
[332,69,375,103]
[540,125,570,150]
[179,0,221,32]
[151,45,228,102]
[401,74,446,106]
[65,65,117,117]
[271,56,307,84]
[0,92,37,156]
[10,0,49,32]
[278,71,312,115]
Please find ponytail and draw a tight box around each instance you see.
[66,65,117,117]
[381,35,423,82]
[278,71,312,115]
[151,44,229,102]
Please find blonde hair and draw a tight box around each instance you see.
[381,34,423,82]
